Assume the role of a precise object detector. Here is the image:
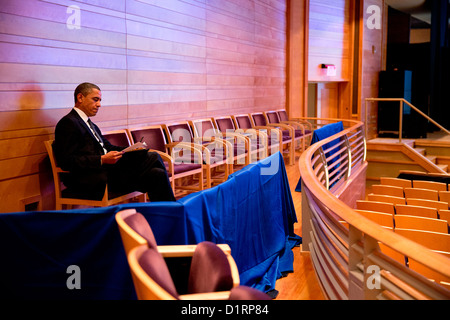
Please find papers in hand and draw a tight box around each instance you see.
[122,142,148,153]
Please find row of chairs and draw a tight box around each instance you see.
[354,199,450,289]
[362,176,450,282]
[380,176,449,191]
[105,114,308,197]
[356,200,450,234]
[374,177,450,203]
[115,209,271,300]
[361,178,450,232]
[45,110,313,208]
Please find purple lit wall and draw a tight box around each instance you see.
[0,0,287,212]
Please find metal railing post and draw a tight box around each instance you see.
[399,100,403,143]
[365,98,450,141]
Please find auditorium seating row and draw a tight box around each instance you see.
[353,176,450,288]
[361,175,450,233]
[45,110,313,209]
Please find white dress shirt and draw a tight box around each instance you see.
[73,107,107,155]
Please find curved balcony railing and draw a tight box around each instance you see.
[299,118,450,300]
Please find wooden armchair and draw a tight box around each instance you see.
[264,110,307,152]
[276,109,313,145]
[213,115,268,163]
[163,121,231,188]
[127,125,204,198]
[190,118,249,172]
[249,112,295,165]
[115,209,245,300]
[44,140,145,210]
[231,113,283,162]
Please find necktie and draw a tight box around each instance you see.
[87,119,106,154]
[87,119,102,143]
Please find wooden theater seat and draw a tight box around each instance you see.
[367,194,406,205]
[394,215,448,234]
[355,209,394,230]
[356,200,395,215]
[404,187,439,201]
[394,204,439,219]
[371,184,405,197]
[406,198,448,211]
[413,180,447,192]
[394,228,450,253]
[380,177,412,188]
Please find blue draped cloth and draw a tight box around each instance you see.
[0,152,300,299]
[295,121,344,192]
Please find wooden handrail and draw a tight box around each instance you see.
[365,98,450,143]
[299,119,450,299]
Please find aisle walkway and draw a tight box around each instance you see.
[274,152,325,300]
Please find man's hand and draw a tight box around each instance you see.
[101,151,124,165]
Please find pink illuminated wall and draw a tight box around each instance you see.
[0,0,287,212]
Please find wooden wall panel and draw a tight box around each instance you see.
[287,0,309,118]
[0,0,287,212]
[308,0,352,82]
[360,0,386,139]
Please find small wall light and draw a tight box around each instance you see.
[320,64,336,76]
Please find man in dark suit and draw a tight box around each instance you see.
[53,82,176,202]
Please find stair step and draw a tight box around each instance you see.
[414,148,426,155]
[426,155,437,162]
[437,164,448,172]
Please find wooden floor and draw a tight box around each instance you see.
[273,151,325,300]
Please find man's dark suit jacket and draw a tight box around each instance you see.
[53,109,125,200]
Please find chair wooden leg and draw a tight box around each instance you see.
[289,142,295,166]
[204,166,212,189]
[198,171,204,191]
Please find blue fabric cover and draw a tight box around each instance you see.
[0,152,300,299]
[295,121,344,192]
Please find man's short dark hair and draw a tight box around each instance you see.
[74,82,101,103]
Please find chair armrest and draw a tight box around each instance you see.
[280,120,305,131]
[281,121,314,136]
[167,141,211,164]
[253,126,282,143]
[219,132,250,147]
[267,123,295,137]
[236,129,268,143]
[192,138,232,164]
[165,142,204,164]
[148,149,174,178]
[157,243,231,258]
[288,118,313,131]
[149,149,173,163]
[179,291,231,300]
